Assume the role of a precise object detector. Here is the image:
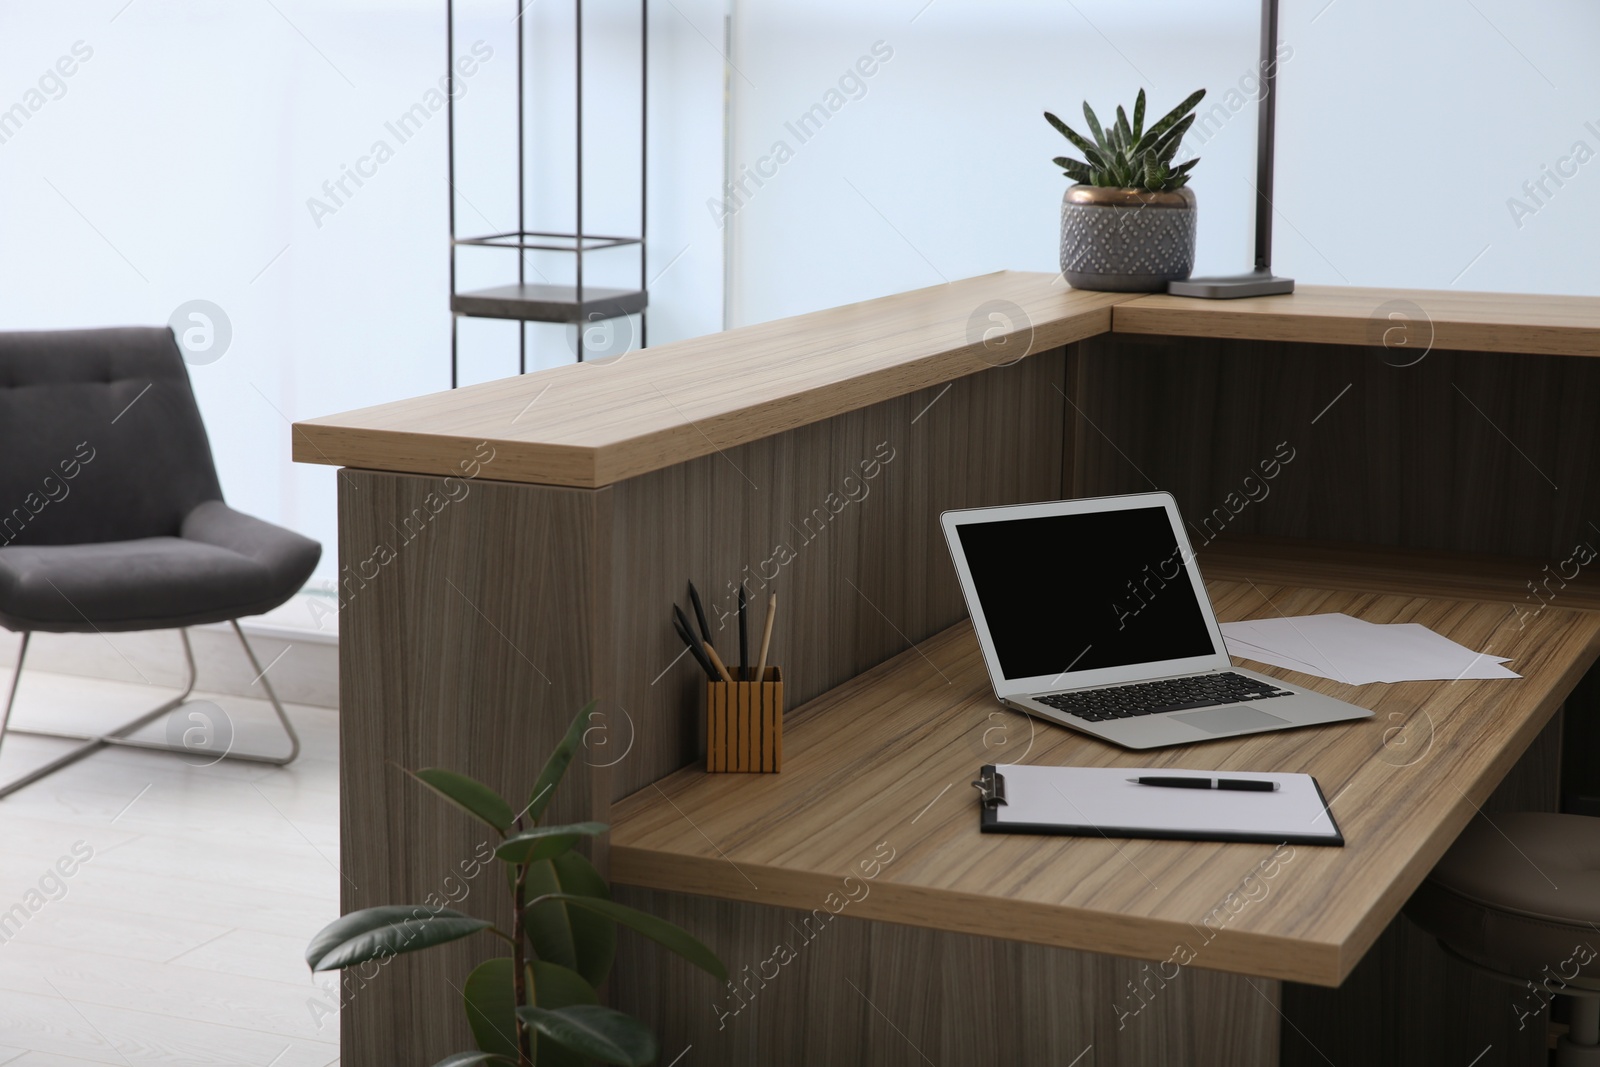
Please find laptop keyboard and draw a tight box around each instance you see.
[1035,672,1294,723]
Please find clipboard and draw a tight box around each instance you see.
[972,764,1344,847]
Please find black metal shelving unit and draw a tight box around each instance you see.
[446,0,647,386]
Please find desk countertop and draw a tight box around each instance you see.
[290,274,1600,489]
[1115,285,1600,356]
[609,565,1600,987]
[290,272,1119,488]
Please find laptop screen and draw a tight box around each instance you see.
[953,505,1218,683]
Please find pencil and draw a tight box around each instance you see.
[688,581,712,642]
[704,640,736,684]
[755,591,777,678]
[738,586,749,680]
[674,613,717,680]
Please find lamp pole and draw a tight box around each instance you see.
[1167,0,1295,298]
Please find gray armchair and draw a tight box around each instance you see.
[0,326,321,796]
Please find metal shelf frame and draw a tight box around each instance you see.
[447,0,648,386]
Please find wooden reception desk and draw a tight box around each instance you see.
[294,273,1600,1066]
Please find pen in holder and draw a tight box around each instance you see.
[706,667,783,773]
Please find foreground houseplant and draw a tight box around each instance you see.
[1044,87,1206,291]
[306,703,727,1066]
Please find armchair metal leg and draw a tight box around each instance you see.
[0,622,300,800]
[0,632,31,742]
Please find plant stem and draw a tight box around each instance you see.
[512,861,532,1067]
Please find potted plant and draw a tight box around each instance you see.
[306,703,727,1067]
[1044,87,1206,292]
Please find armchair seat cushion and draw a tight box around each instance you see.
[0,502,320,633]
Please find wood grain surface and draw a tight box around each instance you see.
[335,470,612,1064]
[1070,333,1600,562]
[1278,714,1562,1067]
[1202,536,1600,613]
[612,885,1282,1067]
[291,272,1118,487]
[609,576,1600,988]
[600,352,1069,798]
[1116,285,1600,356]
[293,278,1600,492]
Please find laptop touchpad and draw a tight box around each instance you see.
[1172,706,1292,734]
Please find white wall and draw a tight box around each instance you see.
[724,0,1600,327]
[0,0,728,580]
[5,0,1598,581]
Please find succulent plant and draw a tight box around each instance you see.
[1045,88,1206,192]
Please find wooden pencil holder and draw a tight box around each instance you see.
[706,667,783,773]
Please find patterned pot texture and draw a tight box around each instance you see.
[1059,184,1197,292]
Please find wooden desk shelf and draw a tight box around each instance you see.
[611,573,1600,988]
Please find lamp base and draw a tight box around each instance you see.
[1166,269,1295,299]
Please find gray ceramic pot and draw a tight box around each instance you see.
[1059,185,1197,292]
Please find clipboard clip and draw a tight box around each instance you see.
[971,768,1007,808]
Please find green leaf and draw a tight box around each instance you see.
[1044,112,1109,172]
[1115,105,1133,152]
[531,961,602,1067]
[306,905,493,972]
[1082,101,1109,152]
[1172,158,1199,176]
[527,702,596,823]
[1132,88,1146,139]
[540,894,727,983]
[1052,156,1093,184]
[517,1005,658,1067]
[463,958,521,1061]
[1136,87,1205,155]
[524,851,617,987]
[1144,154,1165,190]
[532,960,600,1008]
[496,822,609,864]
[411,768,515,836]
[430,1054,515,1067]
[1151,114,1196,164]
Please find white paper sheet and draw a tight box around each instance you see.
[989,764,1341,844]
[1220,613,1518,685]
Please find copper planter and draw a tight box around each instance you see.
[1059,184,1197,292]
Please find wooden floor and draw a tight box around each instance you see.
[0,669,340,1066]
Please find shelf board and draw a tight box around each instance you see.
[452,284,648,324]
[455,232,642,252]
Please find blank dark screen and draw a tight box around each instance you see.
[955,507,1217,680]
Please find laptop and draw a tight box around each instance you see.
[940,492,1372,749]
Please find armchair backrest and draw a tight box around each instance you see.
[0,326,223,547]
